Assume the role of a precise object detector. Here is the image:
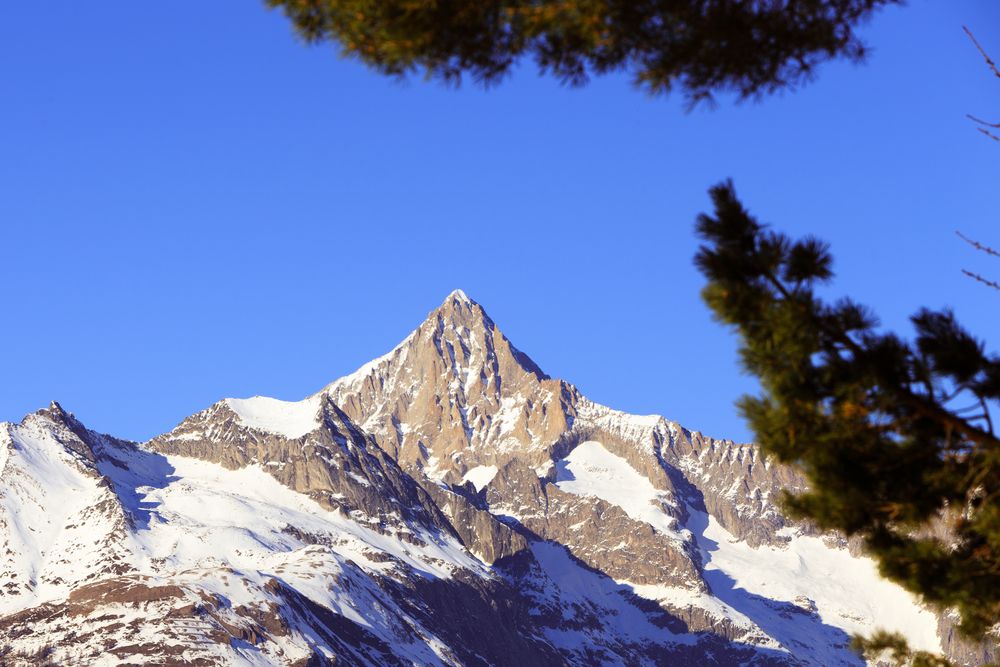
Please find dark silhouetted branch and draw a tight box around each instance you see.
[957,231,1000,258]
[964,26,1000,80]
[962,269,1000,292]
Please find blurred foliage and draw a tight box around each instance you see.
[265,0,896,104]
[853,631,973,667]
[695,182,1000,656]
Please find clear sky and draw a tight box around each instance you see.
[2,1,998,443]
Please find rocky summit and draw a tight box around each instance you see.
[0,290,987,666]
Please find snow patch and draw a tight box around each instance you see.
[224,396,321,439]
[446,288,471,303]
[623,581,760,633]
[461,465,498,491]
[696,511,942,657]
[555,441,686,540]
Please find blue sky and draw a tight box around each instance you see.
[2,1,998,443]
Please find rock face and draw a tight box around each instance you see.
[323,290,577,478]
[0,290,984,666]
[149,396,458,542]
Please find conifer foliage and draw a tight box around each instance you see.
[265,0,895,103]
[695,181,1000,642]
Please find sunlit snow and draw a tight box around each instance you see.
[461,465,497,491]
[697,511,942,656]
[224,396,322,438]
[555,440,686,540]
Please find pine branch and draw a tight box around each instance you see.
[698,182,1000,639]
[758,268,998,450]
[979,394,995,436]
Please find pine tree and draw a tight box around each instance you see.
[694,181,1000,658]
[265,0,896,104]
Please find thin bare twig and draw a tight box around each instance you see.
[957,231,1000,258]
[961,269,1000,292]
[968,114,1000,129]
[977,128,1000,143]
[964,26,1000,80]
[964,27,1000,143]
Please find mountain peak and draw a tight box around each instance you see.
[445,288,473,304]
[321,290,564,482]
[16,401,105,467]
[433,288,492,330]
[36,400,76,428]
[427,291,548,382]
[322,292,547,411]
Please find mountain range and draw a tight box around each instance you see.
[1,290,990,666]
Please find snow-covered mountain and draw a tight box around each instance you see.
[0,290,987,666]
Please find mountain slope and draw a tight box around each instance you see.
[0,290,979,666]
[0,403,561,666]
[318,290,949,664]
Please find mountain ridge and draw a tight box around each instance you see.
[1,290,982,666]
